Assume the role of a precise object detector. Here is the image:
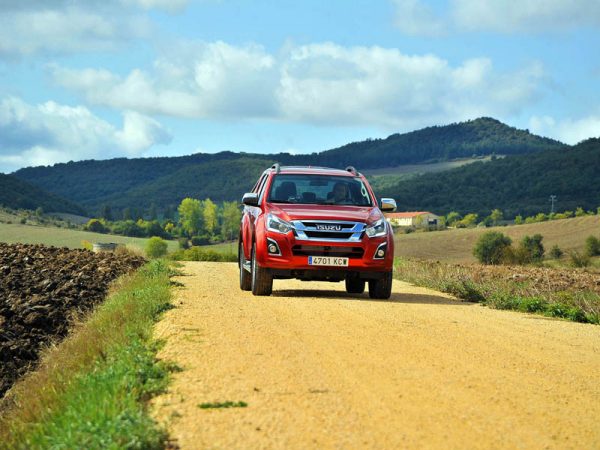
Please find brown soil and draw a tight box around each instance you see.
[0,243,144,397]
[152,262,600,449]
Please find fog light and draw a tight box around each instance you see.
[374,243,387,259]
[266,238,281,256]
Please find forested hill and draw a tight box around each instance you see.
[380,138,600,218]
[0,174,86,215]
[12,117,565,215]
[308,117,564,169]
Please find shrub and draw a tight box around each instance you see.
[585,235,600,257]
[514,215,523,225]
[178,237,190,249]
[145,236,168,258]
[84,219,108,234]
[575,207,586,217]
[518,234,545,264]
[473,231,512,265]
[549,245,563,259]
[569,251,590,268]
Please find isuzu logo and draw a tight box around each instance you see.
[316,224,342,231]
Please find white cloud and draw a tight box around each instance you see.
[452,0,600,33]
[530,114,600,144]
[392,0,600,36]
[0,96,171,172]
[0,0,190,57]
[52,41,279,119]
[51,41,545,129]
[393,0,446,36]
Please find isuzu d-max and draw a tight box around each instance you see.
[238,164,396,298]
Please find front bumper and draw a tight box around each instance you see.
[256,228,394,274]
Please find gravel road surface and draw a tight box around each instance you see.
[152,262,600,449]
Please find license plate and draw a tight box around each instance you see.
[308,256,349,267]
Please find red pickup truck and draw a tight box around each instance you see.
[239,164,397,298]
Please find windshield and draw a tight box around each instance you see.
[268,174,373,206]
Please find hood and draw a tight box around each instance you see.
[267,203,382,224]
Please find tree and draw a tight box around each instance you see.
[146,236,168,258]
[490,209,503,225]
[473,231,512,265]
[519,234,545,263]
[122,207,132,221]
[514,215,523,225]
[585,235,600,257]
[457,213,478,228]
[84,219,108,234]
[148,203,157,220]
[101,204,113,221]
[446,211,461,226]
[178,198,202,237]
[221,201,241,241]
[202,198,218,236]
[35,207,44,218]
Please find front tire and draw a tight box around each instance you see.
[239,241,251,291]
[345,277,365,294]
[251,243,273,296]
[368,272,393,299]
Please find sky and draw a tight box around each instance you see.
[1,0,599,173]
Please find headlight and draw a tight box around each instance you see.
[266,214,293,234]
[365,218,386,237]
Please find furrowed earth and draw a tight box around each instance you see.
[0,243,145,397]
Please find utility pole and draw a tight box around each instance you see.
[550,195,557,214]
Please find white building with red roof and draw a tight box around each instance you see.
[385,211,440,228]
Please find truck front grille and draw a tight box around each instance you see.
[292,220,365,242]
[292,245,364,258]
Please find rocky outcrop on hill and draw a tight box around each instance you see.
[0,243,145,397]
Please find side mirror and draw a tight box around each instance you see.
[380,198,397,212]
[242,192,259,206]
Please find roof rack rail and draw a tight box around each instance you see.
[271,163,281,174]
[345,166,357,175]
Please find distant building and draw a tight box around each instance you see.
[385,211,440,228]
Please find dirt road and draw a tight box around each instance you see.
[152,262,600,449]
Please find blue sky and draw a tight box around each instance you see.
[1,0,599,173]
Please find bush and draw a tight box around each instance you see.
[178,237,190,249]
[473,231,512,265]
[585,235,600,257]
[84,219,108,234]
[549,245,563,259]
[517,234,545,264]
[569,251,590,268]
[145,236,168,258]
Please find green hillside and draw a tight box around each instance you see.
[0,174,86,215]
[11,117,564,215]
[381,138,600,217]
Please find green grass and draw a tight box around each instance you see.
[0,222,178,253]
[0,259,175,449]
[171,245,237,262]
[394,257,599,325]
[198,401,248,409]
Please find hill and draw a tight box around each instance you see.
[0,174,86,215]
[11,117,565,215]
[380,138,600,217]
[393,215,600,263]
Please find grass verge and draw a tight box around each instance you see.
[0,259,175,449]
[394,257,599,325]
[171,246,237,262]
